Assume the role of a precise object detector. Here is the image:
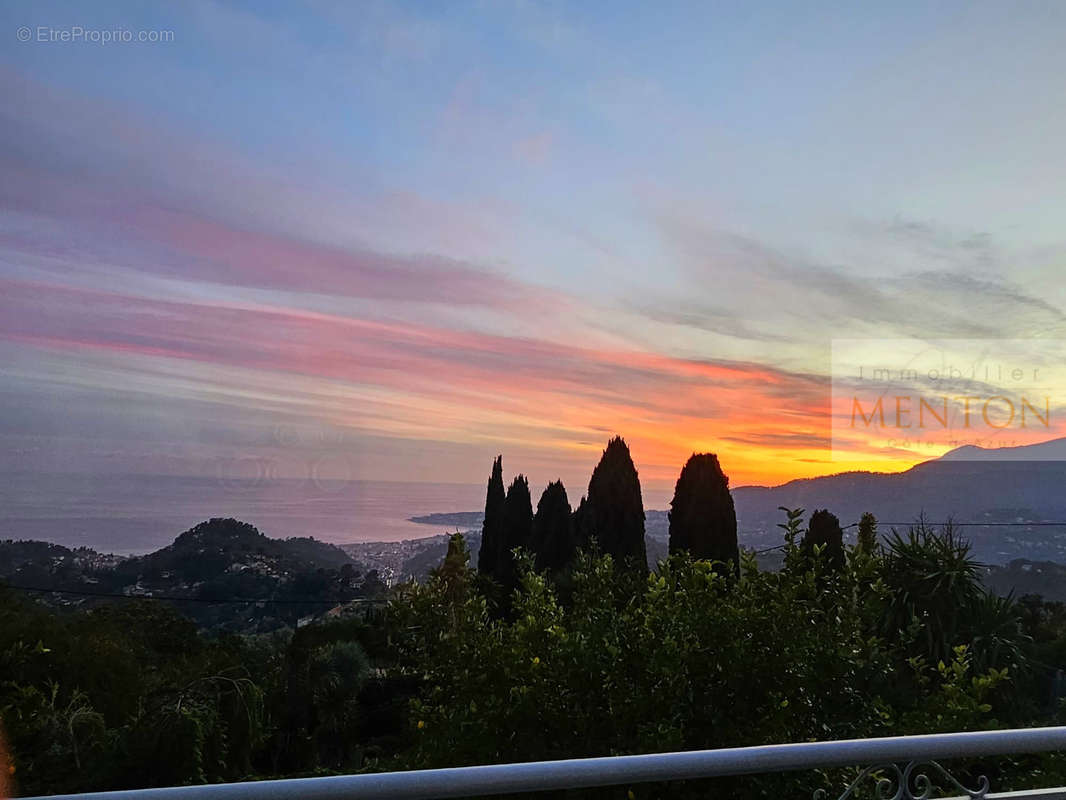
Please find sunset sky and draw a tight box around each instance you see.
[3,1,1066,505]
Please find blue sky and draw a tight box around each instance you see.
[2,0,1066,497]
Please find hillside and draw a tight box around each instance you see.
[732,448,1066,562]
[983,560,1066,603]
[113,518,355,584]
[0,518,378,632]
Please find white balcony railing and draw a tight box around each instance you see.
[20,726,1066,800]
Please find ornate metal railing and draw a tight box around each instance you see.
[20,727,1066,800]
[814,760,990,800]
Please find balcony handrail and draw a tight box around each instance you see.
[20,726,1066,800]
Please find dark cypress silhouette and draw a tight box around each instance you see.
[668,453,738,573]
[477,456,506,579]
[499,474,534,593]
[801,508,845,570]
[571,494,591,552]
[856,512,879,555]
[532,480,574,572]
[585,436,647,572]
[503,475,534,551]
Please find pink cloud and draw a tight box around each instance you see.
[0,277,832,485]
[131,206,557,310]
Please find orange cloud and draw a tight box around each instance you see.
[0,276,889,489]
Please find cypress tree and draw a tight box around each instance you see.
[571,495,591,551]
[500,474,534,593]
[503,475,534,552]
[668,453,738,573]
[585,436,647,573]
[477,456,506,580]
[532,480,574,572]
[856,512,879,555]
[801,508,845,570]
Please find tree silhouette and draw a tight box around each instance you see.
[856,512,879,555]
[668,453,738,573]
[477,456,506,580]
[585,436,647,572]
[503,475,534,551]
[532,480,574,572]
[801,508,845,570]
[500,474,534,593]
[433,532,473,606]
[571,494,591,551]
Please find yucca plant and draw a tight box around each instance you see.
[881,519,983,664]
[964,590,1029,676]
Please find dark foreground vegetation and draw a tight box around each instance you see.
[5,437,1066,798]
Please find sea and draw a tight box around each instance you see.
[0,472,485,554]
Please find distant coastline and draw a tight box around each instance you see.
[0,474,486,553]
[408,511,483,527]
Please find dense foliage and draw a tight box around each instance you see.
[4,508,1066,798]
[0,595,269,794]
[393,519,1066,797]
